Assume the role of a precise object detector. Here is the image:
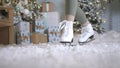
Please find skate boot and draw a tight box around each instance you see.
[59,20,74,45]
[78,23,95,44]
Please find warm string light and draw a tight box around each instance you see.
[74,0,110,33]
[13,0,42,21]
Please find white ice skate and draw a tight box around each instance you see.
[59,20,74,44]
[78,23,95,44]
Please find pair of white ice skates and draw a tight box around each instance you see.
[59,20,94,44]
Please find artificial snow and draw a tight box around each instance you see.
[0,31,120,68]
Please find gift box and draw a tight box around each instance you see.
[16,32,30,44]
[31,33,40,44]
[38,12,60,27]
[16,21,30,32]
[31,32,48,44]
[48,26,60,43]
[42,2,54,12]
[39,34,48,43]
[15,21,30,44]
[33,14,47,34]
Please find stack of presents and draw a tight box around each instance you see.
[15,2,60,44]
[14,2,61,44]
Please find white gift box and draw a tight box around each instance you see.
[34,12,60,34]
[16,21,30,33]
[15,21,30,44]
[38,12,60,27]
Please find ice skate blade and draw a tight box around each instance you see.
[89,35,94,39]
[79,35,95,45]
[60,39,73,46]
[79,39,95,45]
[60,38,73,43]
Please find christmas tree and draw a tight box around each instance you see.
[1,0,112,33]
[74,0,110,33]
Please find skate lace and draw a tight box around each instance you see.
[58,20,67,31]
[81,27,89,37]
[64,23,69,36]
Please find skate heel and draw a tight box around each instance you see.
[89,35,94,39]
[79,35,95,45]
[60,38,73,43]
[61,38,73,46]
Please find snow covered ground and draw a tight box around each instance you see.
[0,31,120,68]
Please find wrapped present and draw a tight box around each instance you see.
[42,2,54,12]
[33,14,47,34]
[16,32,30,44]
[15,21,30,44]
[16,21,30,32]
[39,34,48,43]
[48,26,60,43]
[38,12,60,27]
[31,32,48,44]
